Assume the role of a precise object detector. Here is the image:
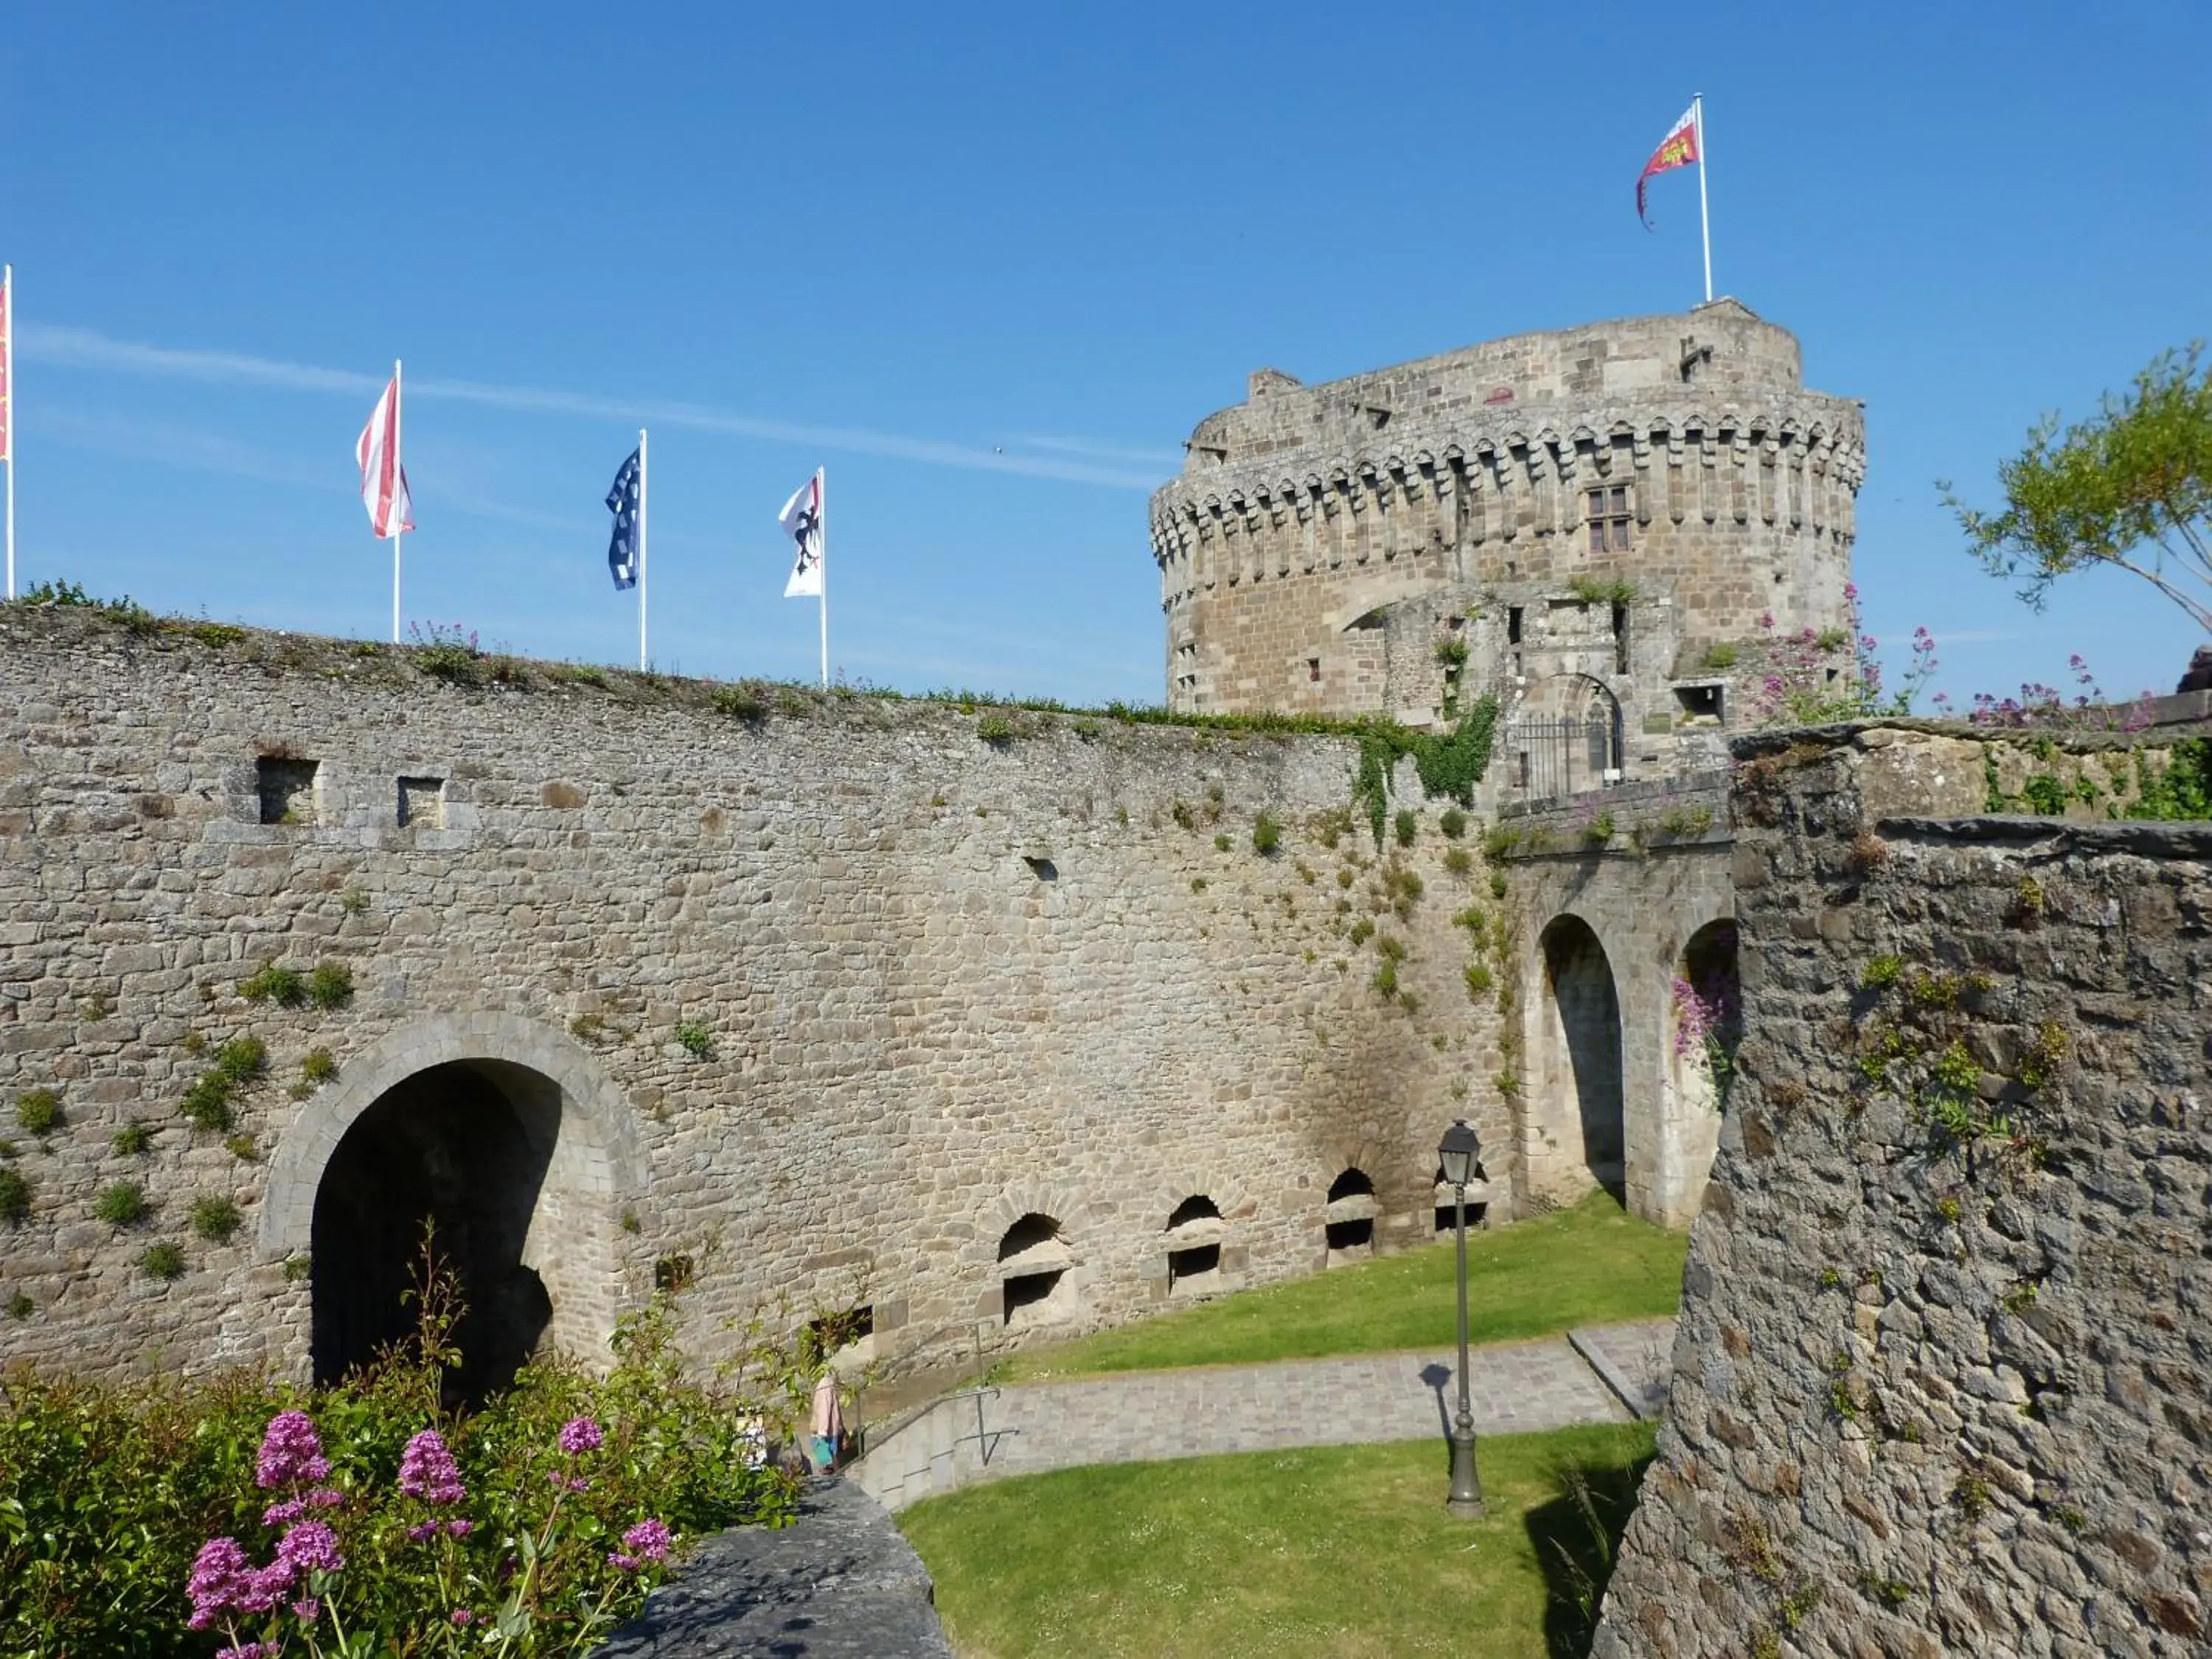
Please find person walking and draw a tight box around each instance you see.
[808,1366,844,1475]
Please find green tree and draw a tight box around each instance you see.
[1944,344,2212,634]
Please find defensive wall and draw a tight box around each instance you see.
[1593,717,2212,1657]
[1146,299,1865,803]
[0,606,1526,1390]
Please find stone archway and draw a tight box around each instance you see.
[1535,914,1625,1202]
[262,1015,643,1394]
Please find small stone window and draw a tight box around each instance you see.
[1307,657,1321,683]
[1324,1167,1377,1262]
[1674,684,1725,724]
[397,776,445,830]
[998,1213,1076,1330]
[1507,606,1524,645]
[257,757,320,827]
[804,1304,874,1367]
[1587,486,1632,553]
[1164,1194,1225,1295]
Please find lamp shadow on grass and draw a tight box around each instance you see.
[1523,1447,1656,1658]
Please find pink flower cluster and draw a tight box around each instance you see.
[608,1517,672,1573]
[255,1409,331,1489]
[558,1415,604,1454]
[189,1413,347,1638]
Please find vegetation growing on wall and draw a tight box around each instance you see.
[1351,695,1500,845]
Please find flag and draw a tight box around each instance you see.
[1637,103,1700,229]
[355,374,413,537]
[779,470,823,598]
[605,447,641,589]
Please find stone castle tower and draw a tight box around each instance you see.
[1147,299,1865,795]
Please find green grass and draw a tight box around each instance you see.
[996,1192,1683,1382]
[900,1420,1657,1659]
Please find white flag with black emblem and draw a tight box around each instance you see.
[779,470,824,598]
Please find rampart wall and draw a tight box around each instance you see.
[0,609,1512,1386]
[1593,722,2212,1656]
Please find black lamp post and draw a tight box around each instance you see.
[1439,1117,1485,1518]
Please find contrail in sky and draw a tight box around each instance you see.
[21,324,1165,492]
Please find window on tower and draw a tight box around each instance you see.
[1587,486,1632,553]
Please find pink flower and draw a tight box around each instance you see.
[558,1416,603,1455]
[452,1609,476,1627]
[399,1429,466,1505]
[217,1645,274,1659]
[622,1519,672,1563]
[408,1521,440,1543]
[307,1486,344,1509]
[608,1551,642,1573]
[276,1520,344,1576]
[236,1560,292,1615]
[187,1537,254,1629]
[261,1498,305,1528]
[255,1411,332,1490]
[448,1518,474,1537]
[293,1596,322,1623]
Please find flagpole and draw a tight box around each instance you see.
[391,358,404,644]
[638,428,650,672]
[4,265,15,602]
[1694,94,1713,304]
[817,467,829,689]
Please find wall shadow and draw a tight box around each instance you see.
[1524,1444,1657,1658]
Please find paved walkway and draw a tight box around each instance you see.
[852,1316,1676,1511]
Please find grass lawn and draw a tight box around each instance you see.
[899,1419,1658,1659]
[995,1192,1684,1382]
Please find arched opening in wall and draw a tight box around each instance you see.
[997,1212,1077,1331]
[1324,1168,1377,1265]
[1671,919,1743,1115]
[1164,1194,1225,1295]
[1540,915,1627,1203]
[1432,1161,1490,1235]
[310,1061,557,1407]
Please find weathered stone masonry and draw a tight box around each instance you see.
[1593,723,2212,1658]
[0,611,1513,1385]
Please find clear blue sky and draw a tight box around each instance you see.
[8,1,2208,706]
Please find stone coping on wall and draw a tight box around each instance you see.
[1728,692,2212,760]
[1877,815,2212,855]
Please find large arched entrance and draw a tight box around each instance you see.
[311,1061,557,1402]
[1538,915,1625,1200]
[262,1014,643,1398]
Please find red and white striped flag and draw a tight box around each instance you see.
[355,370,413,538]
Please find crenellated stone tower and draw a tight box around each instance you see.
[1148,299,1865,796]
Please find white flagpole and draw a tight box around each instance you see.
[391,358,404,644]
[817,467,829,689]
[1694,94,1713,304]
[638,428,650,672]
[4,265,14,602]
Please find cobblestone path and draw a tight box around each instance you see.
[853,1317,1676,1510]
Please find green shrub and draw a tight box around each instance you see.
[93,1183,147,1227]
[188,622,247,647]
[712,683,768,720]
[1251,812,1282,855]
[1442,846,1472,877]
[225,1134,260,1161]
[180,1074,236,1133]
[190,1196,243,1244]
[1698,641,1739,671]
[1489,871,1509,900]
[239,964,306,1006]
[340,886,371,916]
[1565,574,1638,606]
[1860,954,1904,990]
[1374,934,1407,963]
[673,1020,715,1059]
[283,1253,313,1282]
[1371,958,1399,1001]
[1347,918,1374,947]
[15,1091,61,1135]
[307,963,355,1010]
[300,1047,338,1085]
[975,710,1018,743]
[0,1167,31,1225]
[1438,807,1468,840]
[1213,832,1232,852]
[1393,808,1417,847]
[1465,961,1494,999]
[215,1037,268,1082]
[4,1292,29,1319]
[111,1122,154,1155]
[1171,800,1197,830]
[141,1242,185,1280]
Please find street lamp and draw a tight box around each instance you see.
[1439,1117,1485,1518]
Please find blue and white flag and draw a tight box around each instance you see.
[779,470,824,598]
[606,448,642,590]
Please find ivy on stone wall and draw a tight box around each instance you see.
[1351,695,1500,845]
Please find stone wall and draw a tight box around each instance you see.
[1593,723,2212,1657]
[0,608,1512,1385]
[1147,299,1864,771]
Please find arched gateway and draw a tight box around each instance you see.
[261,1015,644,1399]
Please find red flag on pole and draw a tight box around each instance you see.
[355,371,414,538]
[1636,104,1700,229]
